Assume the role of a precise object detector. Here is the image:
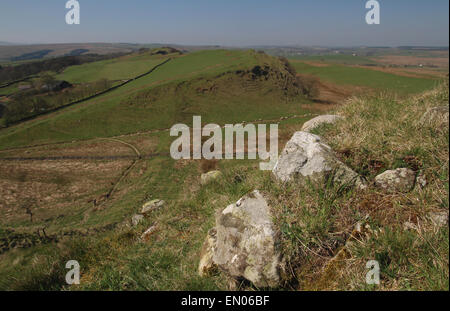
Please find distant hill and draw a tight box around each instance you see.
[11,49,53,61]
[0,42,17,46]
[0,43,230,62]
[0,43,139,62]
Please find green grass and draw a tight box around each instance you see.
[0,50,447,291]
[0,156,259,291]
[0,84,19,96]
[300,82,449,290]
[0,50,309,150]
[291,61,439,95]
[55,53,170,83]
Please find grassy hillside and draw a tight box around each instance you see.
[0,82,447,291]
[55,53,172,83]
[0,50,310,149]
[0,48,447,291]
[0,49,314,251]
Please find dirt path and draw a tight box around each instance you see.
[80,137,143,224]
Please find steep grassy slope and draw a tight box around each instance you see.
[0,50,310,149]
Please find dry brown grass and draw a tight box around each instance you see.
[0,159,132,231]
[267,81,449,290]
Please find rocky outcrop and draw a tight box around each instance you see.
[272,131,366,189]
[201,170,223,185]
[301,115,343,132]
[374,168,416,193]
[141,199,165,215]
[200,190,282,288]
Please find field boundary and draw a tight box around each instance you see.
[0,75,38,89]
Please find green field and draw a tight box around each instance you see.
[55,53,170,83]
[0,84,19,96]
[288,54,378,65]
[291,60,439,95]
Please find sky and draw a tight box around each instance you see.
[0,0,448,46]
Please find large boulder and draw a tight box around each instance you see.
[301,115,343,132]
[374,168,416,193]
[211,190,282,288]
[272,132,366,189]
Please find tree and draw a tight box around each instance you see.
[40,73,56,91]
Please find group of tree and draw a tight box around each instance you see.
[0,53,127,85]
[1,78,112,127]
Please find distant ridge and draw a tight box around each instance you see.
[0,42,18,46]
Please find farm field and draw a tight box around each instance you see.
[290,60,440,95]
[288,54,379,65]
[55,53,173,83]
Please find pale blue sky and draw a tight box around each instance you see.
[0,0,448,46]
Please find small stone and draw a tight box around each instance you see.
[131,214,144,227]
[429,211,449,227]
[141,199,165,215]
[375,168,416,193]
[140,225,158,242]
[403,222,418,231]
[201,170,223,185]
[416,170,427,189]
